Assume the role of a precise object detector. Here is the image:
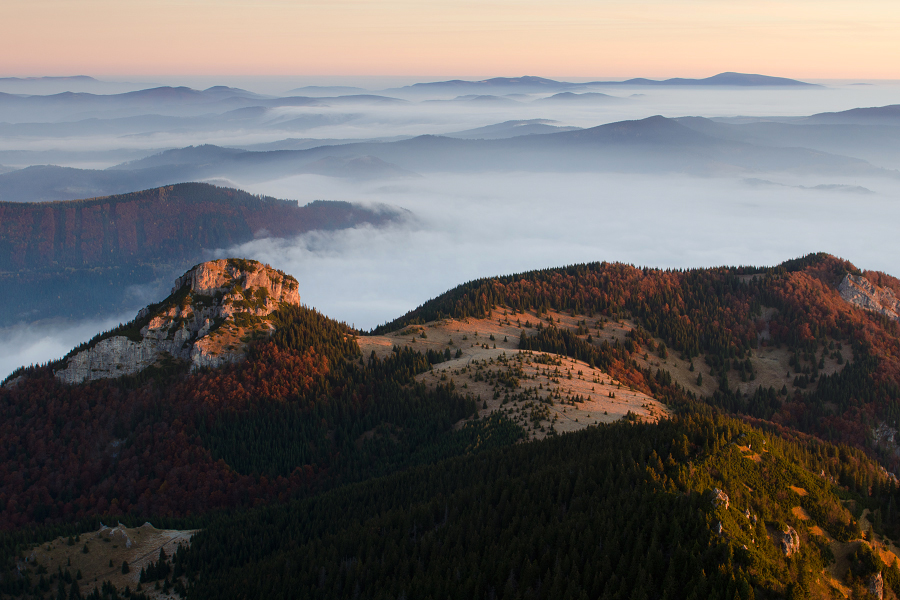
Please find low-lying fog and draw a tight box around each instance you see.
[224,171,900,329]
[0,314,134,380]
[6,167,896,381]
[2,81,900,168]
[2,77,900,379]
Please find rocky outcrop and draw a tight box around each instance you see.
[168,259,299,306]
[869,571,884,600]
[780,526,800,557]
[55,259,300,384]
[2,375,24,390]
[96,523,133,549]
[711,488,730,510]
[839,274,900,322]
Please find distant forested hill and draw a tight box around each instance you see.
[375,253,900,467]
[0,183,400,324]
[0,182,395,270]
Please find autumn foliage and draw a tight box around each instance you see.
[380,253,900,461]
[4,253,900,532]
[0,183,394,271]
[0,304,477,530]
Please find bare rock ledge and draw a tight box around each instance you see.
[55,259,300,385]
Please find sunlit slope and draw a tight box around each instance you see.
[373,253,900,468]
[176,415,900,600]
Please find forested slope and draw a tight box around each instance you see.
[138,416,900,600]
[376,253,900,466]
[0,304,502,533]
[4,253,900,599]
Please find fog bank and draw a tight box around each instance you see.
[223,171,900,330]
[4,168,898,380]
[0,313,134,382]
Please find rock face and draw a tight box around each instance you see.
[780,526,800,557]
[2,375,24,390]
[712,488,730,510]
[55,259,300,384]
[869,571,884,600]
[839,274,900,322]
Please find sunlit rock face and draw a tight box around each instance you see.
[55,259,300,384]
[838,273,900,322]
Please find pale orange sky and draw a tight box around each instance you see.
[2,0,899,78]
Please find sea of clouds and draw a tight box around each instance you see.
[3,79,900,379]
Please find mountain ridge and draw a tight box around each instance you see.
[4,252,900,599]
[2,112,894,204]
[593,71,818,87]
[385,72,815,95]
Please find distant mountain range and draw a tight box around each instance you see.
[675,115,900,169]
[0,73,815,123]
[0,73,821,144]
[385,72,816,96]
[388,75,576,95]
[0,75,152,95]
[2,111,895,203]
[0,85,407,122]
[535,91,627,104]
[285,85,368,96]
[0,75,99,84]
[443,119,581,139]
[805,104,900,125]
[590,72,818,87]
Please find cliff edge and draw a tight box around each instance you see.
[55,259,300,384]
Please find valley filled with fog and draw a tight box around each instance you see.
[2,74,900,378]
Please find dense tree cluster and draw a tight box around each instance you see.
[0,183,394,272]
[166,415,898,600]
[0,305,487,533]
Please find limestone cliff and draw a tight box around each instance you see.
[55,259,300,384]
[838,273,900,322]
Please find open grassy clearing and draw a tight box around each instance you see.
[23,523,195,599]
[359,304,850,439]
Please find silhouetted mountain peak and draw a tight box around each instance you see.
[110,144,245,170]
[555,115,710,144]
[807,104,900,124]
[591,72,816,87]
[477,76,560,85]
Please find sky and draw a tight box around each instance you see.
[3,0,900,78]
